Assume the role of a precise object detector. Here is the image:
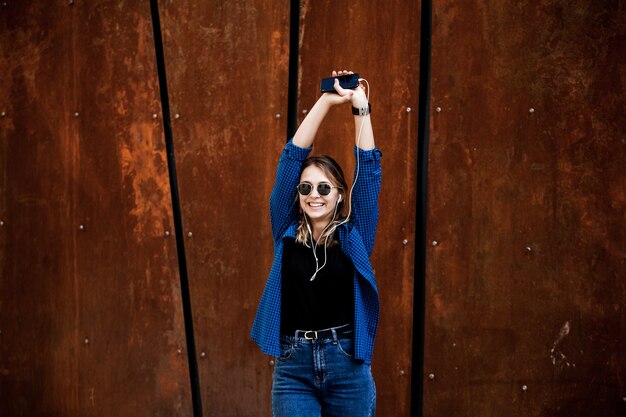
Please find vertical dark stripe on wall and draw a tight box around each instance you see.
[411,0,432,416]
[148,2,204,417]
[286,0,301,140]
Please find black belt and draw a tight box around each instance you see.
[294,324,353,340]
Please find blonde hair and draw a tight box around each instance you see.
[295,155,349,248]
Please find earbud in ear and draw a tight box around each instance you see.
[338,194,343,202]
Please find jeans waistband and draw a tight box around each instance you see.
[285,323,353,341]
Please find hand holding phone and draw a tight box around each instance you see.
[320,73,360,93]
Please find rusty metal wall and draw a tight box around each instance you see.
[424,1,625,416]
[3,0,624,416]
[1,0,422,415]
[0,2,192,416]
[157,0,291,415]
[158,0,420,414]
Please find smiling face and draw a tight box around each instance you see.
[298,165,342,226]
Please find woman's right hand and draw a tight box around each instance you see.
[325,70,368,110]
[320,70,360,107]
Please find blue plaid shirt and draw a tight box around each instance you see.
[251,140,382,365]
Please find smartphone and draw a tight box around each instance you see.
[320,73,360,93]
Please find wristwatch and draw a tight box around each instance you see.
[352,103,371,116]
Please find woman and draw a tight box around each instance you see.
[251,70,381,416]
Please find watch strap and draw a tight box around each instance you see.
[352,103,371,116]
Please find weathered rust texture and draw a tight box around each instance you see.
[0,6,75,415]
[158,0,291,414]
[0,2,191,416]
[426,1,625,416]
[299,1,421,415]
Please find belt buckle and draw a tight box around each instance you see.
[304,330,317,340]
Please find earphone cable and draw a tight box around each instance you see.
[308,78,370,281]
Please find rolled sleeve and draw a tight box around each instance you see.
[354,146,382,163]
[284,139,313,161]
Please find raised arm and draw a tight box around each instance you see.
[292,70,367,149]
[338,70,375,151]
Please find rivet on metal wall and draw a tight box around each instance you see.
[187,231,192,238]
[528,108,535,113]
[152,113,158,119]
[399,370,406,376]
[435,106,442,113]
[522,384,528,391]
[406,107,412,113]
[0,220,4,226]
[200,352,206,358]
[165,230,170,237]
[68,0,74,5]
[302,109,308,115]
[525,246,532,252]
[428,373,435,380]
[269,360,275,366]
[84,338,89,344]
[622,396,626,403]
[174,113,180,119]
[0,111,6,117]
[79,224,85,231]
[74,112,79,117]
[275,113,281,119]
[402,239,409,246]
[177,348,182,355]
[432,240,439,246]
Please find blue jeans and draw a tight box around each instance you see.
[272,329,376,417]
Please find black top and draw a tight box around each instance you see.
[281,237,355,335]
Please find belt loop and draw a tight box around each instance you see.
[331,328,338,341]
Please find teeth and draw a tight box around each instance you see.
[309,203,324,207]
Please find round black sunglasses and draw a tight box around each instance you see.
[297,182,336,196]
